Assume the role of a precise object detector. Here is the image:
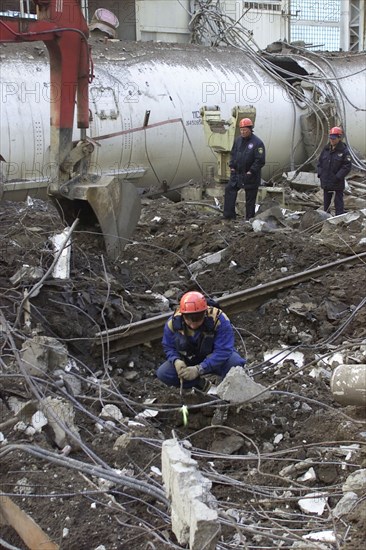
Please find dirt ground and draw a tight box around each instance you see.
[0,188,366,550]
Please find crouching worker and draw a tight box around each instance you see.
[156,291,246,391]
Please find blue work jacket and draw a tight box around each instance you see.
[162,307,235,374]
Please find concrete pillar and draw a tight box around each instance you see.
[161,439,220,550]
[340,0,350,51]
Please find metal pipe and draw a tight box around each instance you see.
[81,0,88,22]
[331,364,366,406]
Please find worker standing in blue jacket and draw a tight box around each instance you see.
[156,291,246,390]
[223,117,266,221]
[317,126,352,216]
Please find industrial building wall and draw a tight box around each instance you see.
[223,0,286,48]
[135,0,191,43]
[134,0,285,48]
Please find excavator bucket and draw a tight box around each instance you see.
[69,176,141,259]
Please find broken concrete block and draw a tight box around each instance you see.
[100,404,123,422]
[20,336,68,377]
[181,185,202,201]
[162,439,220,550]
[40,397,80,449]
[188,248,228,273]
[332,491,358,518]
[342,468,366,495]
[298,209,330,231]
[311,211,366,253]
[210,434,244,455]
[286,171,320,191]
[49,228,71,279]
[216,367,270,404]
[31,410,48,432]
[303,530,336,544]
[298,492,328,515]
[10,264,44,285]
[291,543,329,549]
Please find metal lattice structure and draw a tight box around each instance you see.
[288,0,365,51]
[289,0,341,50]
[347,0,365,50]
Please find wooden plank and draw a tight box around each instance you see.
[0,495,59,550]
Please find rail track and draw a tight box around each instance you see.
[95,251,366,353]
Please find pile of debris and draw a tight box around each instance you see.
[0,191,366,549]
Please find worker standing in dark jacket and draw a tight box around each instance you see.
[223,117,265,221]
[317,126,352,216]
[156,291,246,390]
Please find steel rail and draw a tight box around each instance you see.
[94,251,366,353]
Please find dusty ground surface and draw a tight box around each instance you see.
[0,186,366,550]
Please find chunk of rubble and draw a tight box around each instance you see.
[286,171,320,191]
[311,211,366,253]
[279,458,315,477]
[162,438,220,550]
[40,396,80,449]
[20,336,69,377]
[332,491,359,518]
[298,492,328,515]
[298,208,331,231]
[100,404,123,422]
[10,264,44,285]
[252,205,289,233]
[31,410,48,432]
[297,467,316,482]
[210,434,244,455]
[303,530,336,544]
[291,542,329,549]
[264,348,304,369]
[216,366,270,404]
[49,227,72,279]
[188,248,228,273]
[342,468,366,495]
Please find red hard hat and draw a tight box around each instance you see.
[239,118,253,128]
[180,291,207,314]
[329,126,343,136]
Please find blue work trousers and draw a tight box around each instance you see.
[323,190,344,216]
[224,182,258,220]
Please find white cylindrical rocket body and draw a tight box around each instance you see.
[0,42,365,188]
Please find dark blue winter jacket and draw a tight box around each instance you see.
[229,133,265,189]
[162,307,235,374]
[317,141,352,191]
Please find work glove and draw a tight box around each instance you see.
[174,359,187,377]
[180,365,200,381]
